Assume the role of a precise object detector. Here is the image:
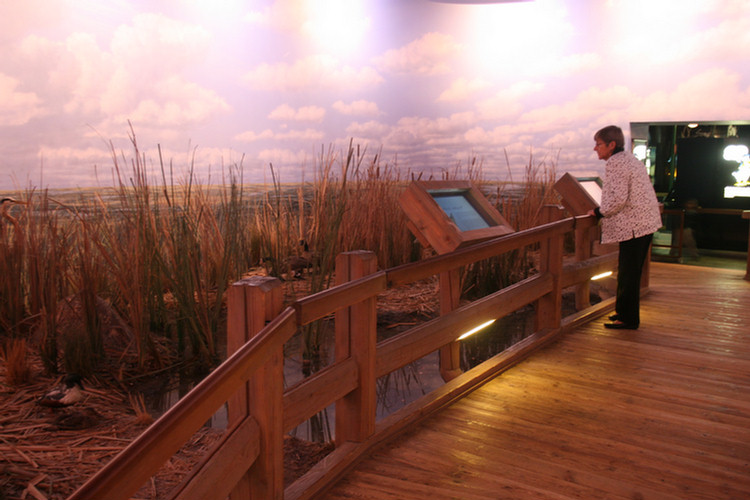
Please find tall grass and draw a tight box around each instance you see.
[461,150,558,299]
[0,131,559,387]
[0,337,32,386]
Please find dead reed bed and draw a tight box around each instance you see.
[1,132,557,380]
[0,350,223,500]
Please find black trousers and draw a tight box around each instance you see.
[615,233,653,327]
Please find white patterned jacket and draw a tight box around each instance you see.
[599,151,662,244]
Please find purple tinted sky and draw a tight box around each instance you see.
[1,0,749,190]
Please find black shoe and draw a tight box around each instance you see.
[604,321,638,330]
[608,314,619,321]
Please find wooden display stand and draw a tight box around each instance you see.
[399,180,514,254]
[553,173,602,216]
[554,172,615,254]
[399,180,514,382]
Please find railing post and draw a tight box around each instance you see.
[334,251,378,444]
[744,210,750,281]
[537,206,564,330]
[226,276,284,500]
[439,269,462,382]
[574,215,593,310]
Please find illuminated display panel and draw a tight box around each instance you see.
[724,186,750,198]
[398,180,514,254]
[553,173,602,216]
[579,180,602,205]
[430,190,491,231]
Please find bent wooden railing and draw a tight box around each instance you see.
[68,211,624,500]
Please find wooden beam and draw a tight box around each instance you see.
[536,206,564,330]
[561,252,618,289]
[283,358,359,434]
[294,271,387,326]
[387,218,574,286]
[743,210,749,281]
[439,269,462,382]
[169,417,261,500]
[334,251,378,444]
[376,273,553,377]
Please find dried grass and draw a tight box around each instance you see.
[1,337,32,386]
[129,393,154,426]
[0,353,222,500]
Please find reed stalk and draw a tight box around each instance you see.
[0,337,32,386]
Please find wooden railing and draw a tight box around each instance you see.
[68,210,623,500]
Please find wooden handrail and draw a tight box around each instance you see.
[68,213,619,500]
[68,308,298,500]
[294,270,387,326]
[387,217,574,286]
[376,273,553,377]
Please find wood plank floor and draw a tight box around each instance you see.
[322,262,750,500]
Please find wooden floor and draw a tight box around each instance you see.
[322,262,750,500]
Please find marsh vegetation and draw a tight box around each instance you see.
[0,133,561,441]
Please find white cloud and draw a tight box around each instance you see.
[438,78,490,102]
[630,68,750,121]
[274,129,325,141]
[373,32,462,76]
[269,104,326,122]
[12,13,225,131]
[0,73,45,125]
[235,128,325,143]
[110,13,211,74]
[462,0,576,79]
[119,77,229,128]
[520,85,636,130]
[605,1,750,66]
[395,112,478,146]
[301,0,371,57]
[246,0,370,57]
[257,147,311,174]
[63,34,118,114]
[244,54,384,91]
[684,13,750,64]
[244,0,307,33]
[235,129,275,142]
[0,0,66,42]
[333,100,382,117]
[548,53,601,77]
[346,120,391,141]
[478,81,545,121]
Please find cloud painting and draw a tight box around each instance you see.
[1,0,748,189]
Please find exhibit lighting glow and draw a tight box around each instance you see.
[458,319,496,340]
[303,0,369,56]
[688,123,699,128]
[591,271,613,280]
[723,144,749,162]
[633,144,647,160]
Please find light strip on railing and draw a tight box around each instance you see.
[591,271,613,280]
[458,319,496,340]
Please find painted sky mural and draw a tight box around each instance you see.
[1,0,749,190]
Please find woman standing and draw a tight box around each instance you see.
[590,125,662,329]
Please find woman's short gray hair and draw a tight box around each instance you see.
[595,125,625,148]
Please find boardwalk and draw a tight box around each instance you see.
[321,262,750,500]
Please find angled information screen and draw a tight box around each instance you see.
[430,191,491,232]
[579,180,602,206]
[399,180,514,254]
